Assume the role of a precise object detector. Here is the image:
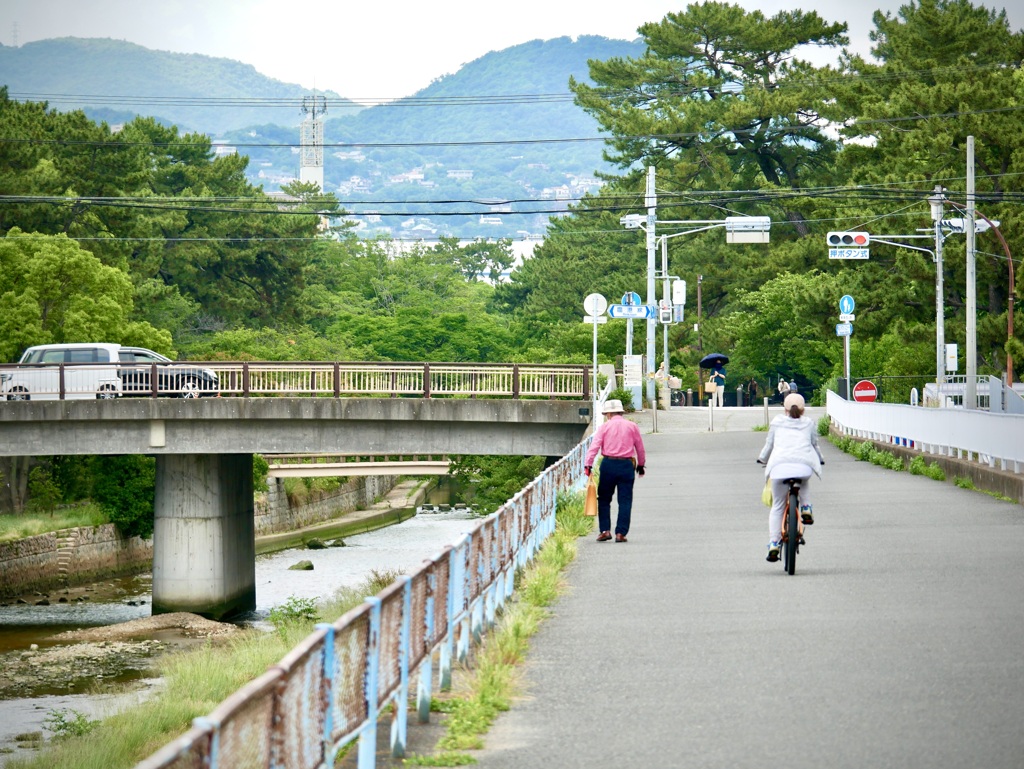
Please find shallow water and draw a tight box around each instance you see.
[0,508,482,762]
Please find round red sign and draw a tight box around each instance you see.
[852,380,878,402]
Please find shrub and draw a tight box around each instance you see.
[43,709,98,740]
[606,387,635,412]
[268,596,318,629]
[817,415,831,436]
[954,476,976,490]
[908,456,927,476]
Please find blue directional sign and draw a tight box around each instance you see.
[608,304,657,320]
[839,295,855,315]
[621,292,642,306]
[835,322,853,337]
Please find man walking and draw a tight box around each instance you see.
[584,399,646,543]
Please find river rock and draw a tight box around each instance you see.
[305,538,327,550]
[328,538,347,548]
[288,560,314,571]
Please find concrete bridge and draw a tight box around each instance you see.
[0,397,591,619]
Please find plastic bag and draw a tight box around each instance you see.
[584,479,598,517]
[761,480,772,507]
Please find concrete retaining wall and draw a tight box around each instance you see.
[254,475,398,536]
[0,524,152,598]
[1,474,402,598]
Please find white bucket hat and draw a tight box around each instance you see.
[602,399,625,414]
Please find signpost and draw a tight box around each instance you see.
[852,380,878,403]
[838,295,855,397]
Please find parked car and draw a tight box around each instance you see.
[1,343,218,400]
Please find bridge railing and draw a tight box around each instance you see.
[1,361,590,400]
[827,389,1024,473]
[134,437,590,769]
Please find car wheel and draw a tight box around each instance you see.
[179,377,200,399]
[7,387,30,401]
[97,385,118,400]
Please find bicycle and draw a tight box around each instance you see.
[760,461,813,575]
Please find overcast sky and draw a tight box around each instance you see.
[2,0,1021,101]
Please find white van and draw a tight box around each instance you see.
[1,343,219,400]
[2,343,123,400]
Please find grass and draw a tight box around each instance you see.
[4,570,403,769]
[403,488,591,766]
[0,503,108,543]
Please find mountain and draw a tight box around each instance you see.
[1,35,646,239]
[0,38,357,134]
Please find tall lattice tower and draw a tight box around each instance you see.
[299,95,327,190]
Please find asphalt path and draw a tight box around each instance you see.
[471,406,1024,769]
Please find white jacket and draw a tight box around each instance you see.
[758,414,824,479]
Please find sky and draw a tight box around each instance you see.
[2,0,1022,101]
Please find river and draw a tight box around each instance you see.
[0,506,481,765]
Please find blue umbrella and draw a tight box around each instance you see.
[699,353,729,369]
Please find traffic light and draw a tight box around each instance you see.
[659,301,673,324]
[827,231,870,247]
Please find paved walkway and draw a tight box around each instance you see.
[470,405,1024,769]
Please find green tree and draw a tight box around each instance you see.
[0,229,171,362]
[571,2,848,234]
[93,455,156,539]
[833,0,1024,379]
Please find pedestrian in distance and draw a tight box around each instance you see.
[756,392,824,562]
[710,363,726,408]
[584,399,646,543]
[746,377,759,406]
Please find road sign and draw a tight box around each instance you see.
[852,380,878,402]
[582,316,608,324]
[623,354,643,388]
[583,293,608,317]
[839,313,855,322]
[839,295,855,314]
[621,291,642,306]
[608,304,656,319]
[835,323,853,337]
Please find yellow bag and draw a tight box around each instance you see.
[705,381,718,394]
[761,480,772,507]
[584,478,598,517]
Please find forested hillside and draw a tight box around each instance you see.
[1,35,644,240]
[0,37,357,134]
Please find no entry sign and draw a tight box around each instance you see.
[852,380,878,402]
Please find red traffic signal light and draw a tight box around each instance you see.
[827,231,870,247]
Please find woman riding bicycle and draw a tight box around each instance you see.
[757,392,824,562]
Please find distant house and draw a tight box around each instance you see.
[479,216,503,225]
[447,169,474,180]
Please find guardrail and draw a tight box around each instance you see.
[0,361,591,401]
[827,390,1024,473]
[134,437,590,769]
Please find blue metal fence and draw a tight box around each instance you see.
[134,437,590,769]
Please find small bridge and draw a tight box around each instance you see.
[0,363,594,620]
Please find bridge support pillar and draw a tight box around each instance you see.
[152,453,255,620]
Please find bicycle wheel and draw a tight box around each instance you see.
[784,487,799,575]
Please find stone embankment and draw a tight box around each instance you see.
[0,474,408,599]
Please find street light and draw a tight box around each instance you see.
[619,167,770,406]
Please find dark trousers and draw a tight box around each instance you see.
[597,458,635,535]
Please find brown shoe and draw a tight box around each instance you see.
[615,533,627,543]
[596,531,612,542]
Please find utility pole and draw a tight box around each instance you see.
[697,274,703,395]
[929,186,946,394]
[644,166,657,407]
[966,136,977,409]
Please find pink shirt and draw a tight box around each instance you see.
[585,415,646,467]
